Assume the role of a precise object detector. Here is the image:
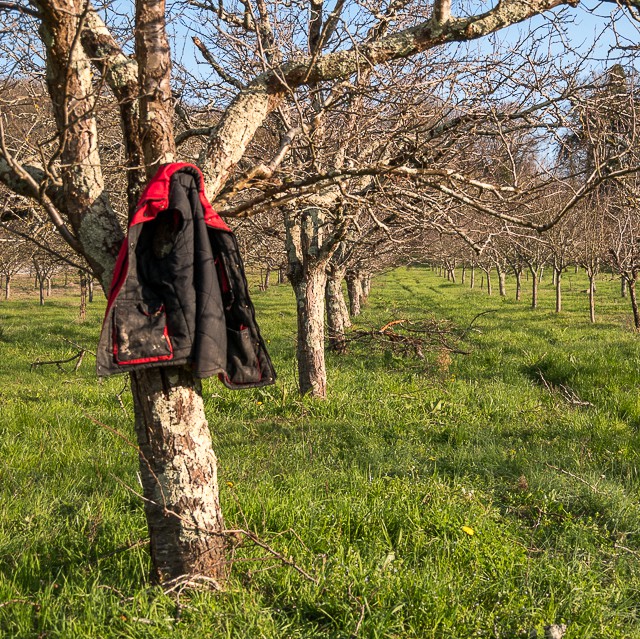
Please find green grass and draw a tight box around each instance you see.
[2,268,640,637]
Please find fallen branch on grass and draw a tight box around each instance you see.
[30,336,96,373]
[30,349,86,372]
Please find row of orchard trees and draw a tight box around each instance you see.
[412,63,640,327]
[234,63,640,362]
[2,0,640,583]
[0,227,94,306]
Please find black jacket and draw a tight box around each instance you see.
[96,163,276,388]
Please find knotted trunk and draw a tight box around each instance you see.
[497,266,506,297]
[292,268,328,397]
[326,268,350,353]
[131,367,228,583]
[347,275,362,317]
[126,0,227,583]
[263,266,271,290]
[361,274,372,300]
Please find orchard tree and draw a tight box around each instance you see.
[0,0,637,585]
[0,231,28,299]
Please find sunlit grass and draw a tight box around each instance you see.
[2,268,640,637]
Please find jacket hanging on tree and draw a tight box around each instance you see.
[96,163,276,388]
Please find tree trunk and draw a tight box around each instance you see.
[461,265,466,285]
[347,275,362,317]
[293,268,328,397]
[555,268,562,313]
[326,269,350,353]
[485,269,492,296]
[449,268,456,283]
[531,272,538,309]
[39,277,45,306]
[629,278,640,330]
[79,272,87,321]
[361,274,372,300]
[470,265,475,289]
[621,276,627,298]
[131,367,228,583]
[589,273,596,323]
[497,266,506,297]
[515,270,522,301]
[46,277,52,297]
[88,277,94,303]
[278,267,285,284]
[264,266,271,290]
[4,275,9,300]
[120,0,227,583]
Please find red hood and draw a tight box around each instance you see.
[105,163,230,312]
[130,162,230,231]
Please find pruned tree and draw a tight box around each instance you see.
[0,231,28,299]
[0,0,637,585]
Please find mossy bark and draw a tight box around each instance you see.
[131,368,228,583]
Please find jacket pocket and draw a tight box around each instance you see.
[113,301,174,365]
[227,327,261,384]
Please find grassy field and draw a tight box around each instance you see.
[2,267,640,638]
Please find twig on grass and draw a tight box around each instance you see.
[115,378,130,417]
[162,574,223,594]
[111,473,319,586]
[536,371,592,407]
[30,349,85,372]
[459,309,498,338]
[226,527,319,585]
[95,538,150,561]
[614,542,640,558]
[60,336,95,356]
[30,335,96,373]
[0,599,36,609]
[544,462,603,493]
[351,603,366,637]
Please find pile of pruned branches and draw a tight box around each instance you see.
[345,317,471,362]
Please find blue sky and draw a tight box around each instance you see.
[483,2,640,72]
